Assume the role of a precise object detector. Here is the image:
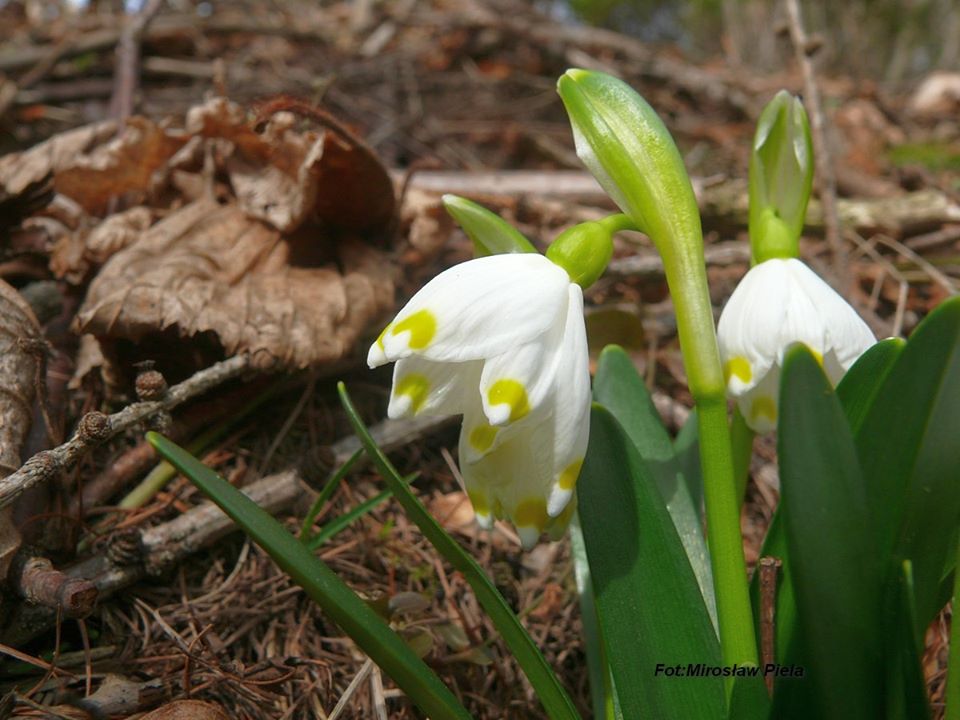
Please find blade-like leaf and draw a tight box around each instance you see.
[727,673,771,720]
[570,515,621,720]
[885,561,931,720]
[592,345,716,629]
[856,298,960,629]
[778,346,882,719]
[578,405,724,720]
[146,432,472,720]
[673,407,703,516]
[836,337,905,433]
[442,194,537,256]
[337,383,581,720]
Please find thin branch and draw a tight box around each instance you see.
[783,0,849,288]
[0,354,251,511]
[109,0,165,122]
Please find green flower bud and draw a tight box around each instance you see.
[442,194,537,257]
[556,69,702,257]
[546,214,631,288]
[749,91,814,263]
[558,68,723,400]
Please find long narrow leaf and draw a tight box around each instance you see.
[592,345,716,629]
[146,432,472,720]
[855,297,960,631]
[337,383,581,720]
[778,347,883,719]
[578,405,724,720]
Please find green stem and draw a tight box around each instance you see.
[731,407,756,508]
[946,538,960,720]
[699,399,759,677]
[597,213,637,235]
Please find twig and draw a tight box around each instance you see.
[109,0,165,122]
[758,556,782,695]
[0,354,251,511]
[783,0,848,288]
[328,658,374,720]
[2,412,452,646]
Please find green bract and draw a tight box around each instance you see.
[546,214,631,288]
[749,91,814,263]
[442,193,537,256]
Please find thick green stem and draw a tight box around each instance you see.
[698,399,760,678]
[946,538,960,720]
[731,407,756,507]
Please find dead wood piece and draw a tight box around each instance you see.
[12,556,97,618]
[403,171,960,237]
[607,241,750,278]
[0,281,43,580]
[0,354,251,512]
[1,412,453,646]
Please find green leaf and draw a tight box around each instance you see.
[836,337,905,433]
[856,297,960,630]
[578,405,724,720]
[570,514,621,720]
[337,383,581,720]
[673,408,703,516]
[885,561,931,720]
[592,345,716,629]
[778,347,883,719]
[727,673,771,720]
[442,194,537,256]
[145,432,472,720]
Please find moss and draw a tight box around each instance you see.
[888,142,960,172]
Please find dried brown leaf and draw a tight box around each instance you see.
[0,121,116,199]
[0,279,41,577]
[137,699,230,720]
[74,199,395,370]
[55,117,188,216]
[186,98,394,233]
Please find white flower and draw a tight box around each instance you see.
[368,253,591,548]
[717,258,875,433]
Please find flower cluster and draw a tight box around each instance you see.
[368,253,590,548]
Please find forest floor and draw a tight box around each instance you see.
[1,0,959,717]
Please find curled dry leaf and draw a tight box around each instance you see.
[0,121,116,199]
[0,280,42,579]
[0,95,401,373]
[75,199,395,370]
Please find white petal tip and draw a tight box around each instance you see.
[547,486,574,518]
[387,393,412,419]
[483,404,512,427]
[367,343,387,368]
[516,526,541,550]
[475,512,494,530]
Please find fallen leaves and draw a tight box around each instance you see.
[2,96,400,372]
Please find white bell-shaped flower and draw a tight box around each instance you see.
[368,253,591,548]
[717,258,875,433]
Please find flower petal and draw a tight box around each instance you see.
[387,357,482,419]
[458,285,591,547]
[478,310,567,427]
[369,254,570,367]
[788,259,875,377]
[736,361,781,434]
[544,285,591,518]
[718,258,826,396]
